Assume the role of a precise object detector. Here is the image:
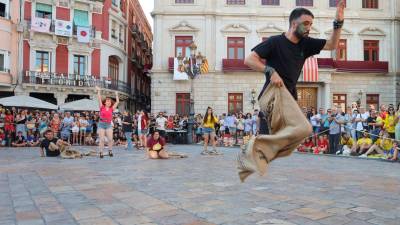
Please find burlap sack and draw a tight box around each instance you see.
[237,84,312,182]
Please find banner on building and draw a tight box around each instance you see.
[173,58,189,80]
[302,56,319,82]
[77,26,91,43]
[55,20,73,37]
[31,17,51,33]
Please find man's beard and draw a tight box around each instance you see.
[294,24,308,39]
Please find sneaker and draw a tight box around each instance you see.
[201,150,209,155]
[336,150,341,155]
[359,154,367,158]
[209,149,223,155]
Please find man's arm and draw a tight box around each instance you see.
[323,0,345,50]
[244,52,284,87]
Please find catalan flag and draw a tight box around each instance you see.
[200,58,209,74]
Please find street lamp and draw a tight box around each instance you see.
[251,89,256,109]
[357,90,363,107]
[177,41,206,144]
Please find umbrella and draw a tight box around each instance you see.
[59,99,100,111]
[0,95,58,110]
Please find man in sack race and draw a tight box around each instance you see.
[237,1,345,182]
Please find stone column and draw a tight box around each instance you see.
[55,93,67,106]
[324,82,331,109]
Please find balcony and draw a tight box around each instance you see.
[334,60,388,73]
[222,59,252,72]
[317,58,389,73]
[23,71,131,94]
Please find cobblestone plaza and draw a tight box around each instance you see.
[0,145,399,225]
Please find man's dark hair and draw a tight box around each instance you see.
[44,130,53,135]
[289,7,314,26]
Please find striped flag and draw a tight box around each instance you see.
[200,58,209,74]
[302,57,319,82]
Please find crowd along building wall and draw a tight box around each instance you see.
[151,0,399,116]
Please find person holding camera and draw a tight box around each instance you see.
[328,108,345,154]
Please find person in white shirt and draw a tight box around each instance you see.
[360,107,369,130]
[156,112,168,137]
[352,109,364,140]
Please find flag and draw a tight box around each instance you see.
[200,58,209,74]
[173,58,189,80]
[31,17,51,33]
[77,26,90,43]
[302,57,319,82]
[55,20,72,37]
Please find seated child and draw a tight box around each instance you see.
[313,135,328,154]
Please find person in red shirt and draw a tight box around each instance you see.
[146,131,169,159]
[379,104,387,120]
[298,137,314,153]
[313,135,328,154]
[96,86,119,158]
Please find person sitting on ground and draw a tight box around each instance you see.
[0,128,5,147]
[12,131,27,147]
[360,131,393,158]
[337,132,354,156]
[146,130,169,159]
[387,141,399,161]
[313,135,328,154]
[26,130,40,147]
[351,131,373,156]
[40,130,70,157]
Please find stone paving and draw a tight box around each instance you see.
[0,145,400,225]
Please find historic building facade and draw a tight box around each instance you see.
[151,0,400,115]
[0,0,21,97]
[13,0,152,111]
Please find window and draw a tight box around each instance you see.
[35,51,50,72]
[175,36,193,57]
[228,93,243,114]
[73,10,89,27]
[111,20,117,39]
[296,0,313,6]
[336,39,347,60]
[176,93,190,116]
[175,0,194,3]
[333,94,346,112]
[227,0,245,5]
[108,56,119,82]
[261,0,279,5]
[73,55,86,75]
[227,37,245,59]
[329,0,346,7]
[366,94,379,111]
[119,25,124,43]
[0,52,4,72]
[112,0,120,7]
[364,40,379,62]
[362,0,378,8]
[0,2,6,18]
[35,3,52,19]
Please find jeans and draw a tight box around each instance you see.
[329,133,340,154]
[124,132,133,150]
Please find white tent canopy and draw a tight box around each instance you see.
[0,95,58,110]
[59,99,100,111]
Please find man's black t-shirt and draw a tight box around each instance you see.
[252,33,326,99]
[40,138,60,157]
[14,136,26,144]
[122,115,133,132]
[367,116,378,131]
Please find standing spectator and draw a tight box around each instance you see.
[395,103,400,142]
[0,128,5,147]
[86,115,94,142]
[328,108,344,154]
[195,114,203,143]
[360,107,369,130]
[252,109,259,136]
[0,108,5,132]
[156,112,168,138]
[310,108,321,142]
[343,107,353,135]
[4,109,15,145]
[236,113,245,143]
[384,105,396,139]
[38,116,48,137]
[50,114,61,138]
[257,110,268,135]
[351,102,358,113]
[320,108,331,136]
[138,110,149,149]
[244,113,253,136]
[166,115,174,130]
[218,114,225,137]
[352,109,364,140]
[71,118,79,145]
[379,104,387,120]
[367,109,383,142]
[15,110,27,138]
[122,111,133,150]
[61,112,74,142]
[79,114,88,145]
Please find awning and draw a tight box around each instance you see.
[59,99,100,111]
[0,96,58,110]
[73,10,89,27]
[36,3,52,13]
